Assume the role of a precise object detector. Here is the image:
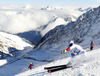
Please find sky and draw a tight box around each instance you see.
[0,0,100,5]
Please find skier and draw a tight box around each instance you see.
[61,40,86,58]
[90,41,94,50]
[44,41,86,73]
[28,61,34,69]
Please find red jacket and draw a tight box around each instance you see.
[91,42,94,47]
[29,64,34,69]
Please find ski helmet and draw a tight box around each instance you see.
[68,40,74,46]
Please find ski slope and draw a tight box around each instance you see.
[15,48,100,76]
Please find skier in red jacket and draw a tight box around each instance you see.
[28,61,34,69]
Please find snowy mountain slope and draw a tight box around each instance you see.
[15,48,100,76]
[0,40,99,76]
[0,31,33,57]
[36,6,100,50]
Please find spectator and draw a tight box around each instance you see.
[90,41,94,50]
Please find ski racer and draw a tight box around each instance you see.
[61,40,86,58]
[44,41,86,72]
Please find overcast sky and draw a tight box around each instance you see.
[0,0,100,5]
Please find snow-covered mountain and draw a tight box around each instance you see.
[0,31,33,58]
[76,7,92,12]
[0,4,95,43]
[36,6,100,50]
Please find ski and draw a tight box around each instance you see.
[44,64,67,70]
[48,65,72,73]
[44,64,72,73]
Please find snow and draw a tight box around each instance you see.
[0,47,100,76]
[41,17,67,36]
[0,4,100,76]
[0,59,7,66]
[13,49,100,76]
[0,4,96,37]
[0,4,91,43]
[0,4,98,44]
[0,31,32,55]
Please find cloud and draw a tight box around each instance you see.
[0,10,51,34]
